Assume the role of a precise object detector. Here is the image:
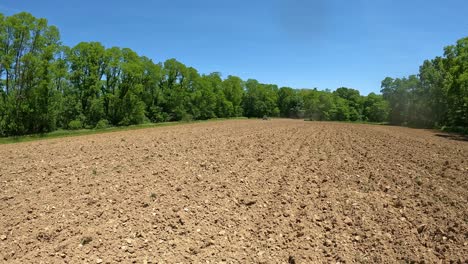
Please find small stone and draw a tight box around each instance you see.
[416,178,423,186]
[417,224,426,234]
[353,235,361,242]
[324,239,333,247]
[343,217,353,225]
[96,259,103,263]
[0,235,6,241]
[218,230,226,235]
[80,236,92,245]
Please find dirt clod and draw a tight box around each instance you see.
[417,224,427,234]
[243,200,256,206]
[344,217,353,225]
[80,237,92,246]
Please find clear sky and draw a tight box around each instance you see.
[1,0,467,95]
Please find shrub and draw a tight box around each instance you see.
[181,113,193,122]
[68,120,83,130]
[95,119,110,129]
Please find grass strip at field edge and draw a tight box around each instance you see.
[0,117,248,145]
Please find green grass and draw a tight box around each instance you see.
[0,117,247,145]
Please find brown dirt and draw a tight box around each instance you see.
[0,119,467,263]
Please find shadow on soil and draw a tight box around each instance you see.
[435,133,468,142]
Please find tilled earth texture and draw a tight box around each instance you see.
[1,119,467,264]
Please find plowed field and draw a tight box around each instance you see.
[1,119,467,263]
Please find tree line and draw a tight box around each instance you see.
[0,12,466,136]
[381,38,468,131]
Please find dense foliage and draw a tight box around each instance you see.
[381,39,468,131]
[0,12,466,136]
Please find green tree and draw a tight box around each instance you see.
[442,38,468,128]
[363,93,389,122]
[242,79,279,118]
[334,87,362,121]
[160,58,193,120]
[222,75,244,116]
[115,48,146,125]
[67,41,107,127]
[418,57,449,127]
[0,12,62,135]
[278,87,304,118]
[140,57,165,122]
[381,75,419,125]
[191,72,217,120]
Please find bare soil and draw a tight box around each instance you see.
[0,119,467,263]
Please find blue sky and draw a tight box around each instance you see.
[1,0,467,94]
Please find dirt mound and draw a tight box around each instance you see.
[0,120,467,263]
